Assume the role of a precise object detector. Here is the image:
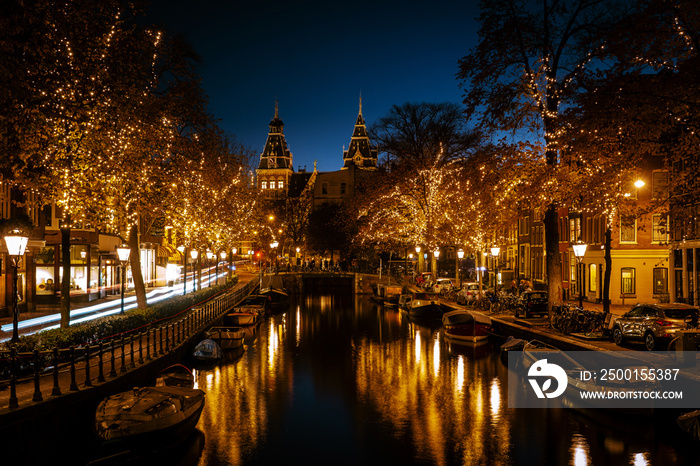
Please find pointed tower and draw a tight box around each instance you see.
[257,101,294,197]
[342,97,378,170]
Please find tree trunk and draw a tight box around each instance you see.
[603,226,612,317]
[128,224,147,309]
[543,77,562,318]
[60,224,71,328]
[545,204,562,319]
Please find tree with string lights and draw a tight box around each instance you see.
[458,0,637,315]
[559,0,700,313]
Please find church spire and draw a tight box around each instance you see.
[342,98,377,171]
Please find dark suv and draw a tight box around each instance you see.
[612,303,699,351]
[514,291,548,318]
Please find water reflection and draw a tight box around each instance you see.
[193,292,698,466]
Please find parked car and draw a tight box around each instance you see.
[433,278,454,294]
[456,282,483,304]
[612,303,699,351]
[514,291,548,318]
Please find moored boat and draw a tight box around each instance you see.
[259,286,290,309]
[236,294,271,316]
[95,386,205,444]
[371,283,404,306]
[407,291,443,318]
[208,325,245,350]
[225,311,258,326]
[156,364,195,388]
[192,338,222,362]
[442,310,492,342]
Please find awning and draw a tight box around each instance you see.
[158,243,180,258]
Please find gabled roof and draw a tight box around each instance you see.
[343,97,378,170]
[258,101,293,170]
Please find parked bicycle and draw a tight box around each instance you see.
[551,304,604,335]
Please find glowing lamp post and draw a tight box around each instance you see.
[490,246,500,292]
[572,241,588,308]
[270,241,279,273]
[116,244,131,314]
[190,249,199,291]
[207,251,214,287]
[415,246,422,273]
[4,230,28,342]
[433,249,440,279]
[220,251,227,283]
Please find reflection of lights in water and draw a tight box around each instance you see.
[354,329,514,466]
[319,296,332,311]
[433,337,440,377]
[296,307,301,347]
[632,453,649,466]
[193,369,199,389]
[456,355,465,391]
[205,372,215,390]
[415,331,422,363]
[490,378,501,419]
[570,434,590,466]
[268,320,278,369]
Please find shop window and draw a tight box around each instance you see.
[621,267,636,295]
[36,266,56,295]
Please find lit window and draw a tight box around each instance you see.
[589,264,597,292]
[653,268,667,294]
[261,181,267,189]
[621,268,636,294]
[652,214,667,243]
[278,179,284,190]
[270,181,276,189]
[620,216,636,243]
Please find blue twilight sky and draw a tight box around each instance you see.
[147,0,480,172]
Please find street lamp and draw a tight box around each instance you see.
[190,249,199,291]
[491,246,500,292]
[433,249,440,277]
[415,246,422,274]
[207,251,214,287]
[3,230,28,342]
[116,244,131,314]
[220,251,227,283]
[572,240,588,308]
[457,249,464,288]
[270,241,279,273]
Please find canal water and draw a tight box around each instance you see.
[187,291,700,466]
